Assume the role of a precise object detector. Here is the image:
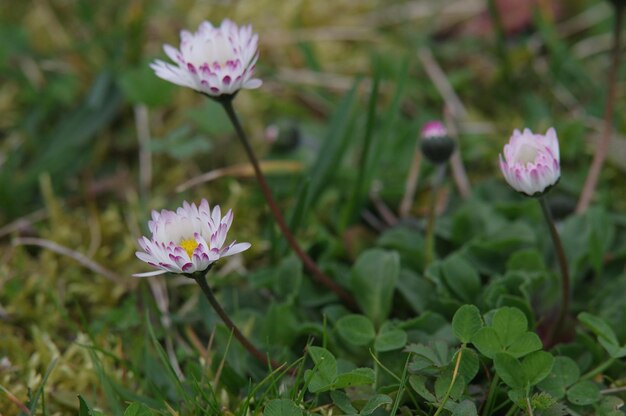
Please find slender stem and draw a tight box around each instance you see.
[504,404,517,416]
[581,357,615,380]
[525,396,534,416]
[433,344,465,416]
[220,98,359,311]
[576,2,624,213]
[539,196,570,347]
[482,373,500,416]
[424,164,446,270]
[191,274,285,372]
[399,151,422,218]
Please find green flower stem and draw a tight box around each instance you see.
[220,98,359,311]
[581,357,616,380]
[482,373,500,416]
[577,1,624,213]
[190,273,285,372]
[433,344,465,416]
[424,164,446,270]
[539,196,570,346]
[526,396,534,416]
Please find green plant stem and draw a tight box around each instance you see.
[576,2,624,213]
[191,273,285,373]
[504,403,517,416]
[581,357,615,380]
[219,98,359,311]
[424,164,446,270]
[525,396,534,416]
[433,344,465,416]
[482,373,500,416]
[539,196,570,347]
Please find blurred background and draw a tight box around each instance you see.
[1,0,625,413]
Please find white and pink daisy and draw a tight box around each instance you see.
[134,199,251,277]
[150,19,262,97]
[499,127,561,196]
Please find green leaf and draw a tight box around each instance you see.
[334,368,375,389]
[492,307,528,347]
[330,390,357,415]
[406,342,450,371]
[578,312,619,346]
[396,269,432,314]
[566,381,601,406]
[123,403,153,416]
[435,368,466,401]
[306,346,338,393]
[507,388,528,408]
[494,353,527,389]
[506,332,543,358]
[408,375,437,402]
[349,249,400,326]
[597,396,625,416]
[450,400,478,416]
[274,255,303,300]
[456,348,480,383]
[374,325,407,352]
[471,327,502,359]
[78,396,99,416]
[537,356,580,399]
[263,302,299,347]
[506,249,546,272]
[452,305,483,343]
[440,255,481,303]
[522,351,554,386]
[264,399,303,416]
[336,314,376,346]
[360,394,392,415]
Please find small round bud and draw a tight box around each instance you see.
[420,121,455,164]
[264,122,300,152]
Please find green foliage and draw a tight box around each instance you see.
[264,399,303,416]
[537,356,580,399]
[471,307,542,359]
[349,249,400,326]
[336,314,376,346]
[452,305,483,343]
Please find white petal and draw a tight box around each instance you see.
[243,78,262,89]
[132,270,168,278]
[221,242,251,257]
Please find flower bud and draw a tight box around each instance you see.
[420,121,455,164]
[499,127,560,196]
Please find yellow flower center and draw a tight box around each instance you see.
[179,238,199,258]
